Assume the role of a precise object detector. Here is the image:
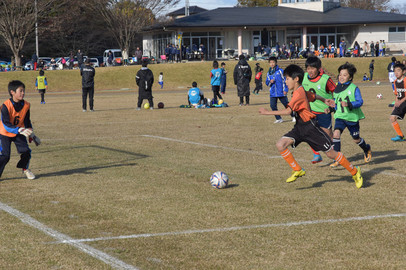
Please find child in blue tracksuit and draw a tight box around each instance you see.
[210,60,223,103]
[220,62,227,94]
[265,57,294,123]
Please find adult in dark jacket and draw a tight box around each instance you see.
[136,59,154,110]
[77,49,84,69]
[233,54,252,106]
[80,58,96,112]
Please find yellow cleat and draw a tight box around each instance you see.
[286,169,306,183]
[352,166,363,189]
[364,148,372,163]
[330,161,339,168]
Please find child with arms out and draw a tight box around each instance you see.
[0,80,41,180]
[259,65,363,188]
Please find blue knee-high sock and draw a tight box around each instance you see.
[333,138,341,152]
[358,138,370,152]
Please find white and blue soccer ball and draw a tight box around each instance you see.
[210,171,229,189]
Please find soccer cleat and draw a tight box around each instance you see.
[311,154,323,164]
[274,119,283,124]
[292,117,296,122]
[286,169,306,183]
[136,107,141,111]
[391,135,405,142]
[330,161,339,167]
[23,169,35,180]
[352,166,363,188]
[364,145,372,163]
[82,109,86,112]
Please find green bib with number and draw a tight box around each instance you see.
[333,83,365,122]
[302,73,332,113]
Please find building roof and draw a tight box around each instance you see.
[161,6,406,29]
[167,5,208,17]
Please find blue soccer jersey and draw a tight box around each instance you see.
[188,87,201,104]
[211,68,222,86]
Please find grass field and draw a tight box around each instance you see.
[0,63,406,269]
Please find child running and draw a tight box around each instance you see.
[158,72,164,89]
[326,62,372,167]
[35,69,48,104]
[390,63,406,141]
[253,67,263,95]
[302,56,336,164]
[259,64,363,188]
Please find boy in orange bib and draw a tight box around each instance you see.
[0,80,41,180]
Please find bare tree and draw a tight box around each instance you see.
[91,0,180,53]
[0,0,59,66]
[340,0,391,11]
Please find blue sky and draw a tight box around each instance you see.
[168,0,404,13]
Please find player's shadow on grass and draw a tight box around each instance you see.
[347,150,405,164]
[296,166,395,189]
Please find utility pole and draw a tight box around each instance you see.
[35,0,39,58]
[185,0,189,16]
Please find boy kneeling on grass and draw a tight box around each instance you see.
[0,80,41,180]
[259,65,363,188]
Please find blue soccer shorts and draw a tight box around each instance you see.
[334,118,360,139]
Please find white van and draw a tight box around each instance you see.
[103,49,122,66]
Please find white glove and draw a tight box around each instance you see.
[29,133,41,146]
[18,128,33,138]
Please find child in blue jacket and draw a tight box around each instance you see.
[265,57,294,123]
[210,60,223,103]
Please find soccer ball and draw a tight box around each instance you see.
[218,99,224,105]
[144,103,150,109]
[158,102,164,109]
[377,93,383,99]
[210,171,229,189]
[376,81,381,85]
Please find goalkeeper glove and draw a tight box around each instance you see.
[18,128,33,138]
[29,133,41,146]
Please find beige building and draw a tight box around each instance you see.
[143,0,406,59]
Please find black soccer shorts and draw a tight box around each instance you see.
[283,118,333,152]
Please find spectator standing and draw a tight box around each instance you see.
[77,49,84,69]
[379,40,383,56]
[375,41,380,57]
[199,43,206,61]
[382,40,386,56]
[233,55,252,106]
[363,41,369,57]
[31,52,38,71]
[81,59,96,112]
[107,50,113,67]
[369,60,375,81]
[165,44,170,63]
[339,39,346,57]
[69,51,74,69]
[122,48,128,66]
[135,59,154,110]
[135,47,143,64]
[370,41,375,57]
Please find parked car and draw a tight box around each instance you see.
[89,58,99,67]
[103,49,122,66]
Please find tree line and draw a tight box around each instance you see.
[0,0,179,66]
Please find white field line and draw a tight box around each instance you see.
[56,213,406,244]
[140,135,406,179]
[0,201,138,270]
[140,135,282,159]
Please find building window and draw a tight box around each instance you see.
[389,26,405,42]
